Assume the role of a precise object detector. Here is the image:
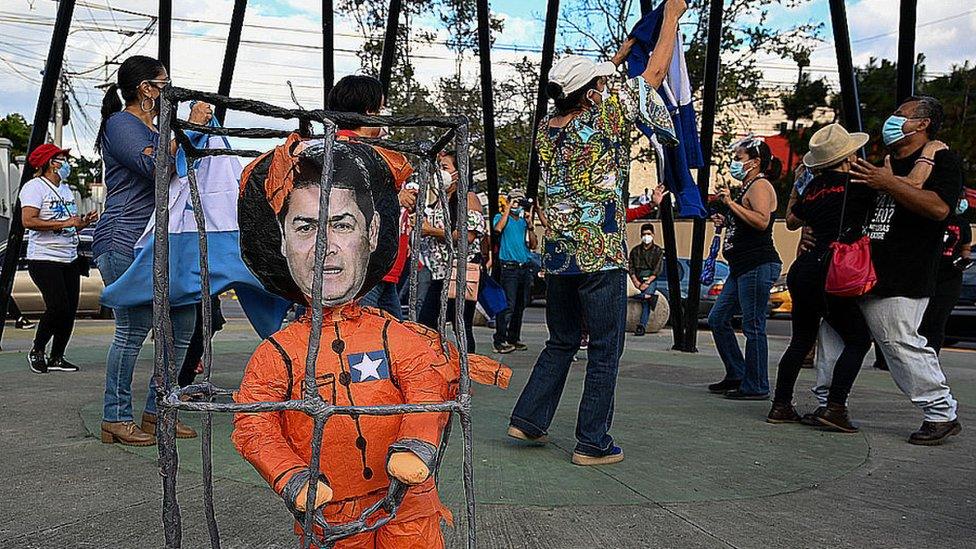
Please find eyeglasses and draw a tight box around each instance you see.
[142,78,171,89]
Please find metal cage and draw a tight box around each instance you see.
[151,85,478,549]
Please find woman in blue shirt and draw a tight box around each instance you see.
[94,55,211,446]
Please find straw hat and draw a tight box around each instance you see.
[802,123,869,169]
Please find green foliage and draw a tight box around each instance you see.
[0,113,31,156]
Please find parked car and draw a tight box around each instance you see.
[944,267,976,347]
[768,273,792,317]
[10,225,109,318]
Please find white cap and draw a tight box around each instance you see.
[548,55,616,96]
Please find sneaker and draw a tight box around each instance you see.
[572,446,624,466]
[493,342,515,354]
[47,357,80,372]
[707,378,740,394]
[579,334,589,350]
[15,316,35,330]
[724,389,769,401]
[511,342,528,351]
[634,325,646,337]
[800,407,827,427]
[908,420,961,446]
[28,350,47,374]
[816,403,859,433]
[767,402,802,424]
[507,425,548,444]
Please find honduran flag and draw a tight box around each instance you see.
[627,1,707,218]
[100,112,290,339]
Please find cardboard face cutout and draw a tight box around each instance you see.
[239,138,398,305]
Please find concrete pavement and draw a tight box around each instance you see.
[0,307,973,548]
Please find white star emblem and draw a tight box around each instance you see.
[352,354,383,381]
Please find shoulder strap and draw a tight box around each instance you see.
[836,174,851,241]
[266,336,294,401]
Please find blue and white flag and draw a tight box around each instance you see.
[627,1,707,218]
[100,114,289,339]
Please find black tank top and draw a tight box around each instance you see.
[723,177,781,277]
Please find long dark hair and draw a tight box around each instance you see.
[95,55,165,153]
[738,139,783,182]
[546,77,600,116]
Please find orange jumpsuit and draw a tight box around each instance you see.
[233,304,509,548]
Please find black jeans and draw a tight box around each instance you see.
[773,252,871,405]
[493,261,534,346]
[178,296,226,387]
[27,259,81,358]
[419,279,477,353]
[510,269,627,456]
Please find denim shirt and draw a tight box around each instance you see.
[93,111,160,259]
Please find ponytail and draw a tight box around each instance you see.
[548,77,600,116]
[94,55,166,154]
[94,84,122,154]
[737,138,782,183]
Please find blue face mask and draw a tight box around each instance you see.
[511,208,523,216]
[729,160,748,181]
[56,161,71,181]
[882,115,917,146]
[957,199,969,216]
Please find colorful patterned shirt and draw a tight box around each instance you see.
[537,75,671,275]
[420,196,486,281]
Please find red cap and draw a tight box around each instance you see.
[27,143,71,169]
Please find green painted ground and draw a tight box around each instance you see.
[74,328,868,508]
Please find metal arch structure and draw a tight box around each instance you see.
[152,85,479,549]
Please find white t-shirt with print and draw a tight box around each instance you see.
[19,176,79,262]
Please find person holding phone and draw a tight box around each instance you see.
[492,188,538,353]
[21,144,98,374]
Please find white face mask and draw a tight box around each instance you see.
[439,169,454,190]
[641,234,654,245]
[588,85,611,106]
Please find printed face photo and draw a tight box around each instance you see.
[280,185,378,307]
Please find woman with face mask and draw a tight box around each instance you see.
[20,144,98,375]
[93,55,212,447]
[706,137,783,401]
[418,151,485,353]
[765,124,878,430]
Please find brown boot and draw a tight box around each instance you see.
[101,421,156,446]
[816,403,859,433]
[767,402,802,424]
[141,412,198,439]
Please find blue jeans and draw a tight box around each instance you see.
[510,269,627,457]
[97,251,197,422]
[637,280,659,328]
[708,261,781,395]
[493,261,534,346]
[359,280,403,320]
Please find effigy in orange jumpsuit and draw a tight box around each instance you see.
[233,136,509,548]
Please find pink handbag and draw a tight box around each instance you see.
[824,175,876,297]
[825,236,876,297]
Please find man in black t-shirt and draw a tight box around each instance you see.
[836,95,964,445]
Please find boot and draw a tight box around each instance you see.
[142,412,198,439]
[767,402,801,424]
[908,420,962,446]
[101,421,156,446]
[816,403,859,433]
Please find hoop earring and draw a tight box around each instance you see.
[140,96,156,113]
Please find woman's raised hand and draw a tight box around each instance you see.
[188,101,213,125]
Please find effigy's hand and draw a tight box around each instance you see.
[387,451,430,485]
[293,480,333,512]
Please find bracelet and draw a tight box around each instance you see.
[915,157,934,165]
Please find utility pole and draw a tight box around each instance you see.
[53,72,64,147]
